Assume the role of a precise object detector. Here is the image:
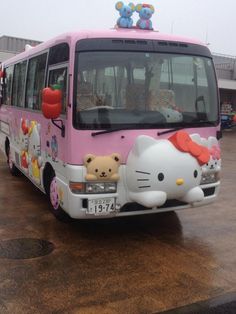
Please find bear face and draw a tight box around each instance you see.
[115,1,135,28]
[137,5,154,20]
[136,3,155,30]
[84,153,121,181]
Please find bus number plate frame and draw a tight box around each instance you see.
[87,198,116,215]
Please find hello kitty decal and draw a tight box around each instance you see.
[126,130,210,208]
[28,121,42,183]
[19,118,29,172]
[51,135,58,162]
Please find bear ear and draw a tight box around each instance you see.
[111,153,121,164]
[129,3,135,11]
[115,1,124,11]
[149,5,155,13]
[135,3,143,12]
[84,154,96,166]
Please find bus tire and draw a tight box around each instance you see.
[47,172,71,222]
[6,143,21,176]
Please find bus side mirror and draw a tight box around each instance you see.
[42,87,62,119]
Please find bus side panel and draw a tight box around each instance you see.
[1,106,68,191]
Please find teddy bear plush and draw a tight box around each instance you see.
[115,1,135,28]
[84,153,121,181]
[136,3,155,30]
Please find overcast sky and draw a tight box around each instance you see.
[0,0,234,56]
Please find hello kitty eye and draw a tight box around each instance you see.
[206,163,208,166]
[109,169,112,172]
[95,169,98,172]
[157,173,164,181]
[194,170,198,178]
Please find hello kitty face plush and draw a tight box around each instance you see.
[159,106,183,123]
[203,145,221,174]
[19,118,29,150]
[28,121,41,159]
[190,134,221,175]
[126,131,210,208]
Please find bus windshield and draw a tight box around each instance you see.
[74,51,219,130]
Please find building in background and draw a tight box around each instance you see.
[0,35,42,63]
[213,53,236,112]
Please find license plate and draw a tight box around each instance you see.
[87,198,116,215]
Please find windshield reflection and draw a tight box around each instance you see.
[74,51,218,130]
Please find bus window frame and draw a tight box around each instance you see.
[2,64,14,106]
[25,51,49,112]
[11,60,28,108]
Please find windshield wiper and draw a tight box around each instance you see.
[157,121,216,136]
[91,126,136,137]
[91,121,216,137]
[157,127,185,136]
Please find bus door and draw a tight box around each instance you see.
[45,64,68,164]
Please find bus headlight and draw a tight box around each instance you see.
[200,172,220,185]
[69,182,117,194]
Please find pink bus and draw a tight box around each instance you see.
[0,28,221,220]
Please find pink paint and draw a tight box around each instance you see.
[1,28,217,167]
[67,127,218,165]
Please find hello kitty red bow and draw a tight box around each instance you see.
[169,131,210,166]
[21,119,28,135]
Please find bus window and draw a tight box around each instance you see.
[12,61,27,107]
[3,65,14,106]
[48,43,69,65]
[48,67,68,114]
[25,53,47,110]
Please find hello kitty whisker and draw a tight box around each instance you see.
[137,179,150,181]
[136,170,151,175]
[138,185,151,189]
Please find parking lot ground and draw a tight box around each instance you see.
[0,129,236,314]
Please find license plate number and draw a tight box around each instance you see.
[87,198,115,215]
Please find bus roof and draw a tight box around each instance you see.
[3,28,207,65]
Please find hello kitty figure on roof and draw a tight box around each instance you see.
[136,3,155,30]
[115,2,135,28]
[126,131,210,208]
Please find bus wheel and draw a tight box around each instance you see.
[6,145,21,176]
[48,174,71,222]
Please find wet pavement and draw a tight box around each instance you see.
[0,129,236,314]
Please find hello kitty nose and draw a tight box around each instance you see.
[176,178,184,186]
